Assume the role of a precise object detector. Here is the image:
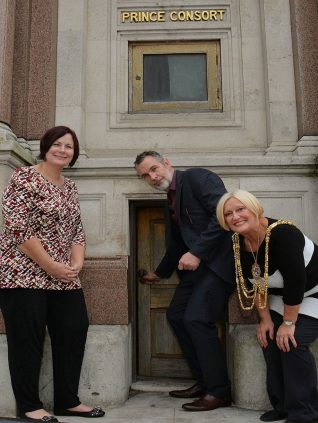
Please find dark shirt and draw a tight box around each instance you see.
[167,171,177,224]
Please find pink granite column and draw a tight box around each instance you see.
[0,0,15,126]
[10,0,58,139]
[290,0,318,137]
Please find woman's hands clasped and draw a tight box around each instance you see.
[49,261,80,283]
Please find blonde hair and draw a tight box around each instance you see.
[216,189,264,230]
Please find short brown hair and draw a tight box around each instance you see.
[38,126,80,167]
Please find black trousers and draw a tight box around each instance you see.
[166,264,234,399]
[0,288,89,414]
[263,310,318,422]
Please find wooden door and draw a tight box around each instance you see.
[137,207,192,378]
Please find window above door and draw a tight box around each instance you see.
[130,41,222,113]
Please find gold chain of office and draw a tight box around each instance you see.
[232,219,295,311]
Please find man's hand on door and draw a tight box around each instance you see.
[138,269,161,285]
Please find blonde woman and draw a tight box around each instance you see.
[217,190,318,423]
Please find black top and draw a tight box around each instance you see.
[239,218,318,318]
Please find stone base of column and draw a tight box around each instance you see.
[293,136,318,156]
[0,122,33,165]
[0,122,17,144]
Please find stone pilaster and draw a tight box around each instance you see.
[261,0,298,153]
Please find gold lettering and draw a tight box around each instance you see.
[218,9,225,20]
[140,12,148,22]
[130,12,138,23]
[210,10,217,20]
[121,9,225,24]
[170,11,177,21]
[185,10,194,21]
[201,10,209,21]
[178,11,186,21]
[149,11,158,22]
[144,12,153,22]
[121,12,130,23]
[157,11,165,21]
[194,10,202,21]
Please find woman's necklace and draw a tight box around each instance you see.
[232,219,294,311]
[246,229,262,280]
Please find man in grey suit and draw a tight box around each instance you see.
[134,151,235,412]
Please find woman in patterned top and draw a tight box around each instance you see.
[0,126,105,422]
[217,190,318,423]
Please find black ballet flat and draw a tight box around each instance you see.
[54,407,105,418]
[18,414,58,422]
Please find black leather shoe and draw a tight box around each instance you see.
[260,410,288,421]
[18,414,58,422]
[54,407,105,418]
[169,383,205,398]
[182,394,231,412]
[285,421,318,423]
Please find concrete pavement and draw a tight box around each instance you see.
[0,379,275,423]
[55,379,270,423]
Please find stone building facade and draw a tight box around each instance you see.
[0,0,318,416]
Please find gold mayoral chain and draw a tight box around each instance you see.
[247,229,261,281]
[232,219,294,311]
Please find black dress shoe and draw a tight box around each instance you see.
[285,421,318,423]
[182,394,231,412]
[260,410,288,421]
[169,383,205,398]
[54,407,105,418]
[18,414,58,422]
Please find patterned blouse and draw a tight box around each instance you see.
[0,167,86,290]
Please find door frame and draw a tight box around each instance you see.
[128,199,166,381]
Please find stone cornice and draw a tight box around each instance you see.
[62,153,317,178]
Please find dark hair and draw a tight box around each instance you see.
[38,126,80,167]
[134,151,165,167]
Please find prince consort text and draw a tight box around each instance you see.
[121,9,225,23]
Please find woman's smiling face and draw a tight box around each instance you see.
[45,133,74,168]
[223,197,259,234]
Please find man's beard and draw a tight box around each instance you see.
[154,179,170,191]
[153,168,173,192]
